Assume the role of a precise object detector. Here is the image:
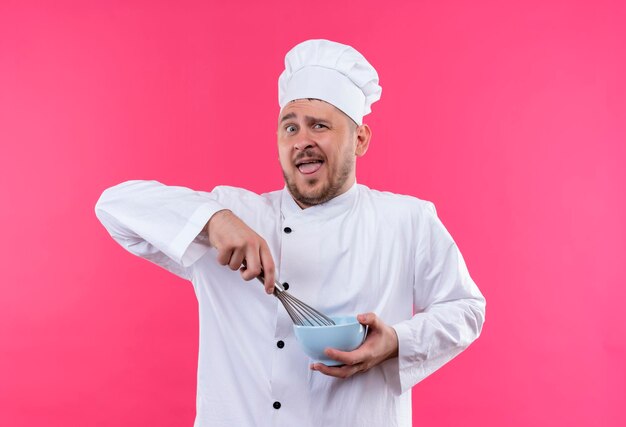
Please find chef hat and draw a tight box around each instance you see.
[278,39,382,126]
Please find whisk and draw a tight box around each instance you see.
[255,272,335,326]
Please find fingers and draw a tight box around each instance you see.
[357,312,378,326]
[228,248,246,271]
[357,313,399,361]
[216,247,232,266]
[324,346,369,367]
[310,318,388,379]
[310,361,366,379]
[259,243,276,294]
[239,243,275,295]
[311,344,375,378]
[240,247,261,281]
[208,210,276,293]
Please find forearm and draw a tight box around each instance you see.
[391,294,485,394]
[95,180,226,266]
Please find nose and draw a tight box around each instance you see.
[293,129,317,151]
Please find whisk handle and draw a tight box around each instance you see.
[255,271,285,293]
[241,260,285,293]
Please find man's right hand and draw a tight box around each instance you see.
[205,210,276,294]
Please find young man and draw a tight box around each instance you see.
[95,39,485,427]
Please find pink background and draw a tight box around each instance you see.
[1,0,625,426]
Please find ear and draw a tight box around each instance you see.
[355,124,372,157]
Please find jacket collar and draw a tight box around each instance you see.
[281,181,358,221]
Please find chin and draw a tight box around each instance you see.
[283,170,334,206]
[298,180,324,196]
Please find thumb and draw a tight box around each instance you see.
[357,312,377,325]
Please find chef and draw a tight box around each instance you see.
[95,39,486,427]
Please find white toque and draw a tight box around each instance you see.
[278,39,382,125]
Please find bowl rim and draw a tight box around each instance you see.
[292,315,362,330]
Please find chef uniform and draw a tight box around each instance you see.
[95,39,486,427]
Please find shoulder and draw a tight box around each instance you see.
[356,184,436,217]
[206,186,282,217]
[207,185,279,204]
[356,185,448,245]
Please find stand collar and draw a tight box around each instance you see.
[281,181,358,220]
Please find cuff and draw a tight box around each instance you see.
[382,321,416,396]
[168,201,227,267]
[389,318,432,395]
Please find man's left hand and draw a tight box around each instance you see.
[310,312,399,379]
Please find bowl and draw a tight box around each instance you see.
[293,316,367,366]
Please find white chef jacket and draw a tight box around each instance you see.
[95,180,485,427]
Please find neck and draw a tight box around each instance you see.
[289,178,356,210]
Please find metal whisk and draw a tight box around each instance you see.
[256,273,335,326]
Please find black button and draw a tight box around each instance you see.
[283,227,292,234]
[277,340,285,349]
[273,401,281,409]
[283,282,289,290]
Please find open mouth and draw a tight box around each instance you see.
[296,159,324,175]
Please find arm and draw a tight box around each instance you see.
[313,202,485,393]
[94,180,226,279]
[94,180,276,288]
[387,202,486,394]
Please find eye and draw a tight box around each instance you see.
[313,123,327,129]
[285,125,297,133]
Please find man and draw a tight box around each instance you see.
[95,39,485,427]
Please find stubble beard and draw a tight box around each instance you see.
[283,153,354,208]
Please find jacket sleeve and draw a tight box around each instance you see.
[387,202,486,395]
[94,180,228,280]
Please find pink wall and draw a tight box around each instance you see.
[1,1,624,426]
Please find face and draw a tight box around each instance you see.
[277,99,370,208]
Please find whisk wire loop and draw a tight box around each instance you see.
[255,274,335,326]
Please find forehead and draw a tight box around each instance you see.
[278,99,341,122]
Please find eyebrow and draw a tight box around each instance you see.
[279,113,329,124]
[280,112,296,123]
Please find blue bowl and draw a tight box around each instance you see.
[293,316,367,366]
